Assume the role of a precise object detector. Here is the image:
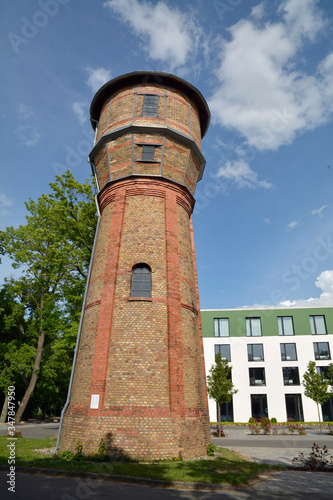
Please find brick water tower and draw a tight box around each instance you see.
[58,71,211,460]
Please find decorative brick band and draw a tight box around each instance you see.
[181,302,198,315]
[97,176,195,214]
[84,300,101,311]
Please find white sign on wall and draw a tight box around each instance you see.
[90,394,100,409]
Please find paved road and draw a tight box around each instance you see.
[0,470,333,500]
[0,421,59,439]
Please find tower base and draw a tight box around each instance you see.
[58,409,211,460]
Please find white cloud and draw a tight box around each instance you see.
[73,101,88,125]
[216,159,272,190]
[244,270,333,308]
[85,67,111,93]
[278,270,333,307]
[250,2,265,20]
[16,103,33,120]
[311,205,328,218]
[15,125,41,146]
[287,220,298,230]
[104,0,202,69]
[0,193,13,217]
[316,270,333,295]
[209,0,333,152]
[15,103,41,146]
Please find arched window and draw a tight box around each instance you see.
[131,264,151,297]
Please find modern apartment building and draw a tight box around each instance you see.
[201,307,333,423]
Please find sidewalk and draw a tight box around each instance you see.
[211,424,333,466]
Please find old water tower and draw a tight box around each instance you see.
[58,71,211,459]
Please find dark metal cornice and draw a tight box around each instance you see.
[90,71,210,138]
[89,124,206,181]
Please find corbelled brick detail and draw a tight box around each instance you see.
[59,73,210,460]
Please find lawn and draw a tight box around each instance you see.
[0,436,278,486]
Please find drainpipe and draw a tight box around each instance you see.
[55,180,100,450]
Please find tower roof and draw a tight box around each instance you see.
[90,71,210,138]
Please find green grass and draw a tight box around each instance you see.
[0,437,278,486]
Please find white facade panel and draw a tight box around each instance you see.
[203,331,333,423]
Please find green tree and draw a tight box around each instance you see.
[0,171,97,424]
[327,364,333,392]
[206,353,238,437]
[302,361,330,431]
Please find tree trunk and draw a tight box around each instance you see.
[14,329,45,425]
[217,403,221,437]
[317,402,322,432]
[0,395,9,423]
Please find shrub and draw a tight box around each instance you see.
[206,443,217,456]
[259,417,271,434]
[98,438,106,455]
[248,417,255,424]
[292,443,333,470]
[248,419,261,435]
[270,417,277,424]
[327,424,333,435]
[59,450,74,461]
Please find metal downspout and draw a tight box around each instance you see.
[55,192,101,450]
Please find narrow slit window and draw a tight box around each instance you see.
[142,145,155,161]
[131,264,151,297]
[142,94,159,117]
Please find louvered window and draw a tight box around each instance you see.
[142,94,159,117]
[142,145,155,161]
[131,264,151,297]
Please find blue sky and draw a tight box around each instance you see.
[1,0,332,309]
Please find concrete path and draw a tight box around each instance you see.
[212,424,333,466]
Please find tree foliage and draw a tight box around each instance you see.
[206,353,238,436]
[302,361,330,431]
[0,171,97,423]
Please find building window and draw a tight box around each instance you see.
[215,344,231,362]
[313,342,331,360]
[283,367,300,385]
[251,394,268,419]
[142,94,159,117]
[247,344,264,361]
[310,315,327,335]
[280,343,297,361]
[218,399,234,422]
[316,366,329,378]
[141,145,155,161]
[246,318,262,337]
[322,396,333,422]
[214,318,229,337]
[285,394,304,422]
[278,316,294,336]
[249,367,266,386]
[130,264,151,297]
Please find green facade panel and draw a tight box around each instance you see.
[201,307,333,338]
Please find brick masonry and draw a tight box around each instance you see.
[59,73,210,460]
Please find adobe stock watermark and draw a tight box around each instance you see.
[7,386,16,493]
[194,106,295,215]
[61,475,107,500]
[7,0,70,54]
[213,0,244,21]
[52,128,93,175]
[252,233,333,308]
